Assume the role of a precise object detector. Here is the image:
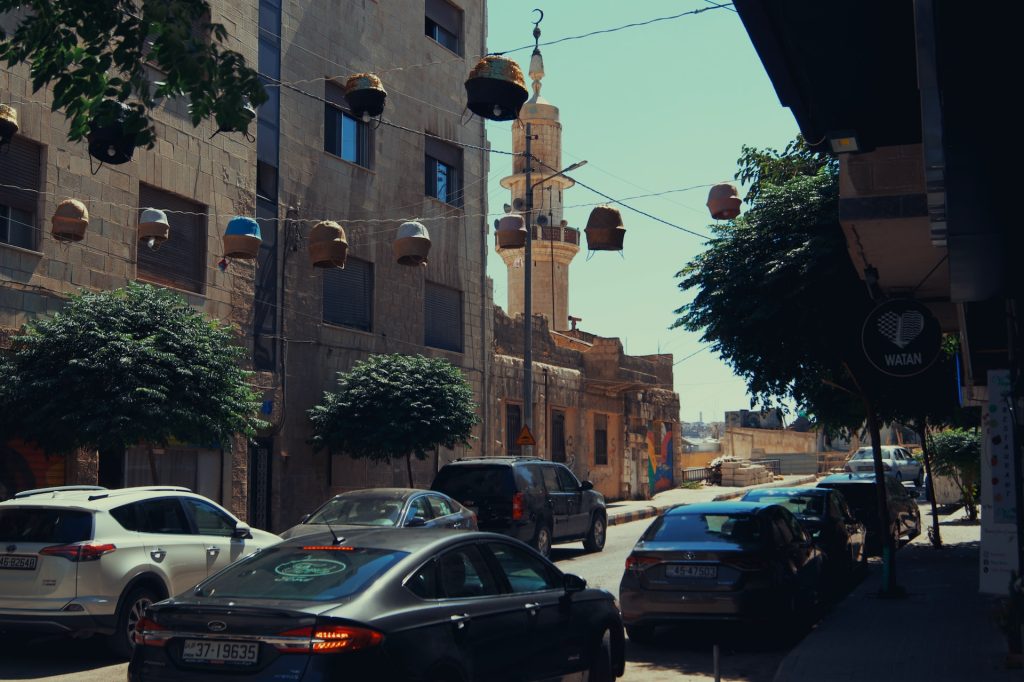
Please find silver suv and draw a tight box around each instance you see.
[0,485,280,656]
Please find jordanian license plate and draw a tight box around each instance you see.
[181,639,259,665]
[0,554,37,570]
[666,564,717,579]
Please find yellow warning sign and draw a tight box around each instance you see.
[515,425,536,447]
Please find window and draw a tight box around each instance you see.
[437,545,500,598]
[555,465,580,492]
[424,137,462,207]
[0,509,92,543]
[486,542,560,593]
[133,498,192,535]
[406,497,433,525]
[551,410,566,463]
[425,0,462,54]
[324,82,371,168]
[323,256,373,330]
[407,558,439,599]
[541,465,559,494]
[0,137,40,250]
[505,403,522,456]
[182,498,236,537]
[594,414,608,466]
[427,494,454,518]
[424,281,463,351]
[137,184,206,294]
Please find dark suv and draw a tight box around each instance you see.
[431,457,607,557]
[817,472,921,555]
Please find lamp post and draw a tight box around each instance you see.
[521,120,586,455]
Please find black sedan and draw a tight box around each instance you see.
[281,488,477,539]
[740,487,867,580]
[128,528,624,681]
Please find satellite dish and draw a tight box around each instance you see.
[512,197,526,212]
[536,214,549,226]
[503,203,512,213]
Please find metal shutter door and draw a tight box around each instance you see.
[323,257,372,331]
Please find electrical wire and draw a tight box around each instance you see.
[673,345,712,366]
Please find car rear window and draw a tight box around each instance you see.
[642,512,764,546]
[0,508,93,543]
[821,484,877,512]
[744,492,825,517]
[432,465,514,500]
[307,496,404,527]
[198,545,408,602]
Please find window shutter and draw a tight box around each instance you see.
[0,136,40,214]
[323,257,373,331]
[425,0,462,37]
[137,184,206,293]
[424,281,462,352]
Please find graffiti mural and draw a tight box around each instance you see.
[1,439,65,500]
[646,422,674,496]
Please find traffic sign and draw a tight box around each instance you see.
[515,425,536,447]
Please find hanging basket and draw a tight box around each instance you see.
[707,182,742,220]
[495,213,527,250]
[465,55,529,121]
[51,199,90,243]
[138,208,170,246]
[344,73,387,118]
[584,206,626,251]
[86,99,137,165]
[216,100,257,136]
[393,221,431,266]
[0,104,18,145]
[308,220,349,268]
[223,216,262,259]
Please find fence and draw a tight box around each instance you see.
[750,458,782,476]
[681,466,714,483]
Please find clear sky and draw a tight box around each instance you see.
[482,1,800,423]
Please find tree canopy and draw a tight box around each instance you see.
[308,354,479,486]
[0,283,265,454]
[0,0,266,148]
[927,427,981,521]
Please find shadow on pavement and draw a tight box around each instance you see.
[0,633,124,679]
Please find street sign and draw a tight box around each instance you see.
[861,298,942,377]
[515,425,536,447]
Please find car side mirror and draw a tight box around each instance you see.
[232,522,253,539]
[405,517,427,528]
[579,480,594,491]
[564,573,587,593]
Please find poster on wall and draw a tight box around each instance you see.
[980,369,1020,594]
[646,422,675,497]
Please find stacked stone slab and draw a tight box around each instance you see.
[720,458,773,487]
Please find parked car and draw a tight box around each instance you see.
[0,485,280,657]
[844,446,924,485]
[431,457,606,557]
[281,488,477,539]
[619,501,825,643]
[128,528,625,681]
[817,472,921,554]
[740,487,867,580]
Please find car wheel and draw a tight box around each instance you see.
[914,469,924,487]
[533,524,552,558]
[586,630,614,682]
[583,513,607,553]
[108,585,157,658]
[626,624,655,645]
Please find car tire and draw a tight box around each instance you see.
[625,624,655,646]
[587,630,614,682]
[583,513,607,553]
[533,524,552,558]
[914,470,924,487]
[108,585,158,658]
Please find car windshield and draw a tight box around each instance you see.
[306,496,405,527]
[199,545,408,602]
[852,449,889,460]
[823,485,877,516]
[642,512,763,546]
[0,508,93,543]
[744,493,825,517]
[432,465,513,499]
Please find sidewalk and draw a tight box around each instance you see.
[606,474,818,527]
[774,508,1016,681]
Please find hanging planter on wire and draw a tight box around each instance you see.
[706,182,742,220]
[87,99,138,167]
[465,55,528,121]
[51,199,90,243]
[212,100,257,142]
[138,208,170,250]
[344,74,387,119]
[0,104,18,148]
[495,213,527,250]
[223,216,262,259]
[584,205,626,251]
[393,221,431,266]
[308,220,349,268]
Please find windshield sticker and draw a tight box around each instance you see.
[274,558,347,582]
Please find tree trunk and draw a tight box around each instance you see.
[406,452,414,488]
[866,403,898,595]
[147,443,160,486]
[915,419,942,548]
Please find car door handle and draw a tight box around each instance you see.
[524,602,541,615]
[206,546,220,557]
[449,613,471,630]
[149,548,166,562]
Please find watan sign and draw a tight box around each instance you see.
[861,299,942,378]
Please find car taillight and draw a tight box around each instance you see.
[40,543,116,562]
[275,625,383,654]
[134,616,171,647]
[511,492,524,521]
[624,554,659,573]
[724,554,768,571]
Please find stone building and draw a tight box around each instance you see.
[488,41,681,501]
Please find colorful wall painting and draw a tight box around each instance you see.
[646,421,675,497]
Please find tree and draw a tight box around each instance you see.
[927,428,981,522]
[308,354,479,487]
[0,0,266,149]
[0,283,265,467]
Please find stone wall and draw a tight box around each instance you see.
[721,427,818,457]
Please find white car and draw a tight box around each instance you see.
[0,485,280,657]
[844,446,924,485]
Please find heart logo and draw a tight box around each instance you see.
[877,310,924,349]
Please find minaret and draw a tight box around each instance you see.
[498,38,580,332]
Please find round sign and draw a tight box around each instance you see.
[861,299,942,378]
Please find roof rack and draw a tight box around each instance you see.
[453,455,545,462]
[14,485,108,499]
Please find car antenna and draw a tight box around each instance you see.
[323,516,344,546]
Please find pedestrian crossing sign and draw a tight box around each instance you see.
[516,425,536,447]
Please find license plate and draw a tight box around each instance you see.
[182,639,259,665]
[0,554,37,570]
[666,564,717,579]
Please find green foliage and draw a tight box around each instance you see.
[308,354,479,464]
[0,0,266,148]
[735,137,837,204]
[927,428,980,520]
[0,283,265,454]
